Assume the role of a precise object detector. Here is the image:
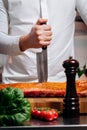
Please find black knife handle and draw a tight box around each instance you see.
[42,46,47,50]
[40,22,46,25]
[40,22,47,50]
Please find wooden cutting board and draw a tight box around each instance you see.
[0,80,87,113]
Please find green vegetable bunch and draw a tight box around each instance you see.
[77,64,86,77]
[0,87,31,126]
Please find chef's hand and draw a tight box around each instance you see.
[19,18,52,51]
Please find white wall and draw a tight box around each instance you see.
[74,35,87,68]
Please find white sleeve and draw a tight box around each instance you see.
[0,0,22,56]
[76,0,87,25]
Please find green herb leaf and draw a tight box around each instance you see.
[0,87,31,126]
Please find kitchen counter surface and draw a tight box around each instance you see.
[1,115,87,130]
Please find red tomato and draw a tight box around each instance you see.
[51,109,59,119]
[44,110,54,121]
[32,109,41,118]
[32,108,59,121]
[39,110,46,119]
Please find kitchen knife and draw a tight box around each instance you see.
[36,0,48,82]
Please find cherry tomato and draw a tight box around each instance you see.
[51,109,59,119]
[32,109,41,118]
[44,110,54,121]
[39,110,46,119]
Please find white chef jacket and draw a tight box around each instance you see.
[0,0,87,83]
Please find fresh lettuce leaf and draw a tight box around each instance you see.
[0,87,31,126]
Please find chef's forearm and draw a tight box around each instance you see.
[0,32,22,56]
[19,34,31,52]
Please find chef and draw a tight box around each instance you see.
[0,0,87,83]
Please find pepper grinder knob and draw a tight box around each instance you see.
[63,56,79,70]
[63,56,79,118]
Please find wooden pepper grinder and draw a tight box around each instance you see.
[63,56,79,118]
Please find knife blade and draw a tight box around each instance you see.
[42,46,48,82]
[36,45,48,83]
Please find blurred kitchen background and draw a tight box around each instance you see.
[74,10,87,68]
[0,11,87,82]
